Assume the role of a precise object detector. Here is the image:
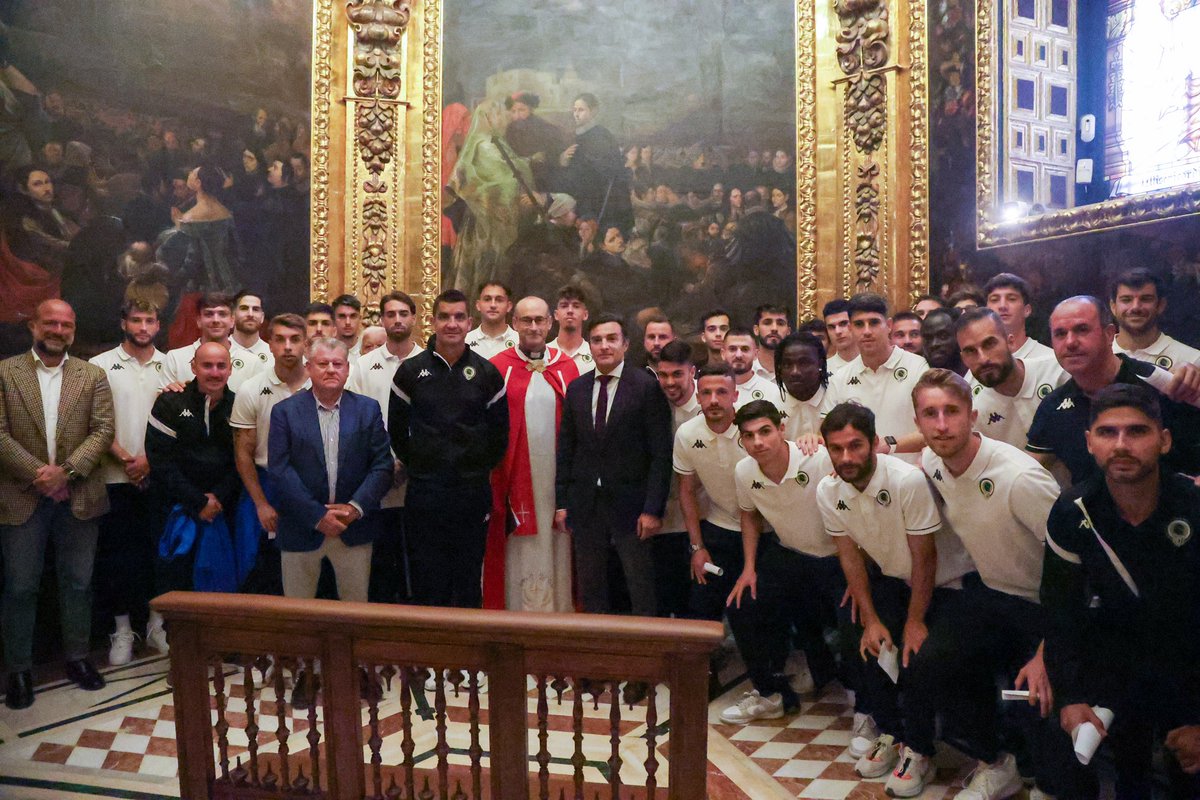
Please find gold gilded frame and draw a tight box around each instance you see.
[975,0,1200,249]
[323,1,930,319]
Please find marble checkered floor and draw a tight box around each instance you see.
[0,650,1048,800]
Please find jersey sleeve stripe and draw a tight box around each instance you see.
[1044,529,1082,564]
[391,384,411,403]
[147,415,177,439]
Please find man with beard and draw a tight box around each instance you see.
[1026,296,1200,484]
[723,328,776,409]
[822,299,859,375]
[700,309,730,366]
[652,339,704,619]
[722,399,843,724]
[465,281,517,360]
[920,308,967,376]
[890,311,923,354]
[164,293,262,390]
[1041,385,1200,798]
[0,300,114,709]
[641,314,676,367]
[752,304,791,380]
[484,296,578,612]
[956,308,1066,451]
[775,332,828,439]
[90,300,168,665]
[229,291,272,389]
[984,273,1054,362]
[230,314,311,598]
[909,369,1081,800]
[1109,268,1200,369]
[548,285,593,374]
[503,91,567,191]
[816,403,973,796]
[1,167,79,349]
[349,292,423,602]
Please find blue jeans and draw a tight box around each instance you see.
[1,498,99,672]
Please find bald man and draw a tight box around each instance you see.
[0,299,115,708]
[485,296,579,610]
[145,341,241,607]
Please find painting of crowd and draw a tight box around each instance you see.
[0,29,312,358]
[441,88,799,350]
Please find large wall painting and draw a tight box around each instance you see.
[0,1,313,354]
[439,0,799,334]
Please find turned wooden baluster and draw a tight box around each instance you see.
[305,657,321,791]
[271,655,291,790]
[644,684,658,800]
[607,682,622,798]
[536,674,551,800]
[572,678,586,800]
[212,655,231,781]
[400,667,417,799]
[468,670,483,800]
[434,670,450,800]
[243,661,262,784]
[367,662,384,799]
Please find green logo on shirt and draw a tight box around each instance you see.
[795,471,809,487]
[979,478,995,498]
[894,368,908,382]
[463,366,477,380]
[1156,356,1174,370]
[876,490,891,507]
[259,353,269,362]
[1167,518,1192,547]
[973,384,982,396]
[1037,383,1053,399]
[752,389,764,400]
[582,353,593,362]
[232,358,245,370]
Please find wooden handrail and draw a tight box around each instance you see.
[152,592,725,800]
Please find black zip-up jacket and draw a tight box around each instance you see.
[145,380,239,515]
[388,337,509,485]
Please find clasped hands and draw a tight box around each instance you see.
[317,503,361,538]
[32,464,69,502]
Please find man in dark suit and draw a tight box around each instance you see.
[555,312,673,619]
[0,299,114,709]
[268,337,393,605]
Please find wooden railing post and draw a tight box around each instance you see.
[169,620,215,800]
[668,652,711,800]
[487,643,530,799]
[321,633,365,800]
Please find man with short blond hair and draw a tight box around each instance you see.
[1,300,114,709]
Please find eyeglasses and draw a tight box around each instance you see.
[517,316,549,325]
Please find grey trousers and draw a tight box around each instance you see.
[573,520,657,617]
[1,498,99,672]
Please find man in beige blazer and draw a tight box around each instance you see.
[0,299,114,709]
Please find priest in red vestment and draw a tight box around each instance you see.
[483,296,579,610]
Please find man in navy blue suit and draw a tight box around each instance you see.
[555,313,673,618]
[268,337,392,605]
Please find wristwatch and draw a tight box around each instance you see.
[884,435,898,454]
[689,543,704,554]
[62,463,80,481]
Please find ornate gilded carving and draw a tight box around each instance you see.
[906,0,929,303]
[854,159,882,289]
[310,0,336,302]
[796,0,819,319]
[845,74,888,153]
[419,0,444,322]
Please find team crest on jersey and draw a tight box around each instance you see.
[988,412,1004,425]
[894,368,909,382]
[751,480,764,490]
[582,353,593,362]
[752,389,764,400]
[795,471,809,487]
[979,478,995,498]
[1156,356,1174,370]
[505,340,515,348]
[1167,518,1192,547]
[232,358,245,370]
[155,362,163,371]
[463,366,477,380]
[876,490,891,507]
[259,353,269,362]
[836,499,850,511]
[973,384,982,396]
[1037,383,1053,398]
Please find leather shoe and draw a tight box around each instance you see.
[65,659,106,691]
[5,671,33,709]
[291,670,318,710]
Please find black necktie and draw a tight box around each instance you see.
[595,374,613,437]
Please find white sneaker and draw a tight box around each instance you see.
[109,630,137,666]
[719,690,785,725]
[785,650,815,694]
[145,622,169,655]
[1028,789,1056,800]
[955,753,1023,800]
[849,712,881,758]
[884,746,932,798]
[855,733,899,778]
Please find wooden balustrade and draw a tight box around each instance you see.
[151,592,725,800]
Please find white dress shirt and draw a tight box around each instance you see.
[32,350,65,464]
